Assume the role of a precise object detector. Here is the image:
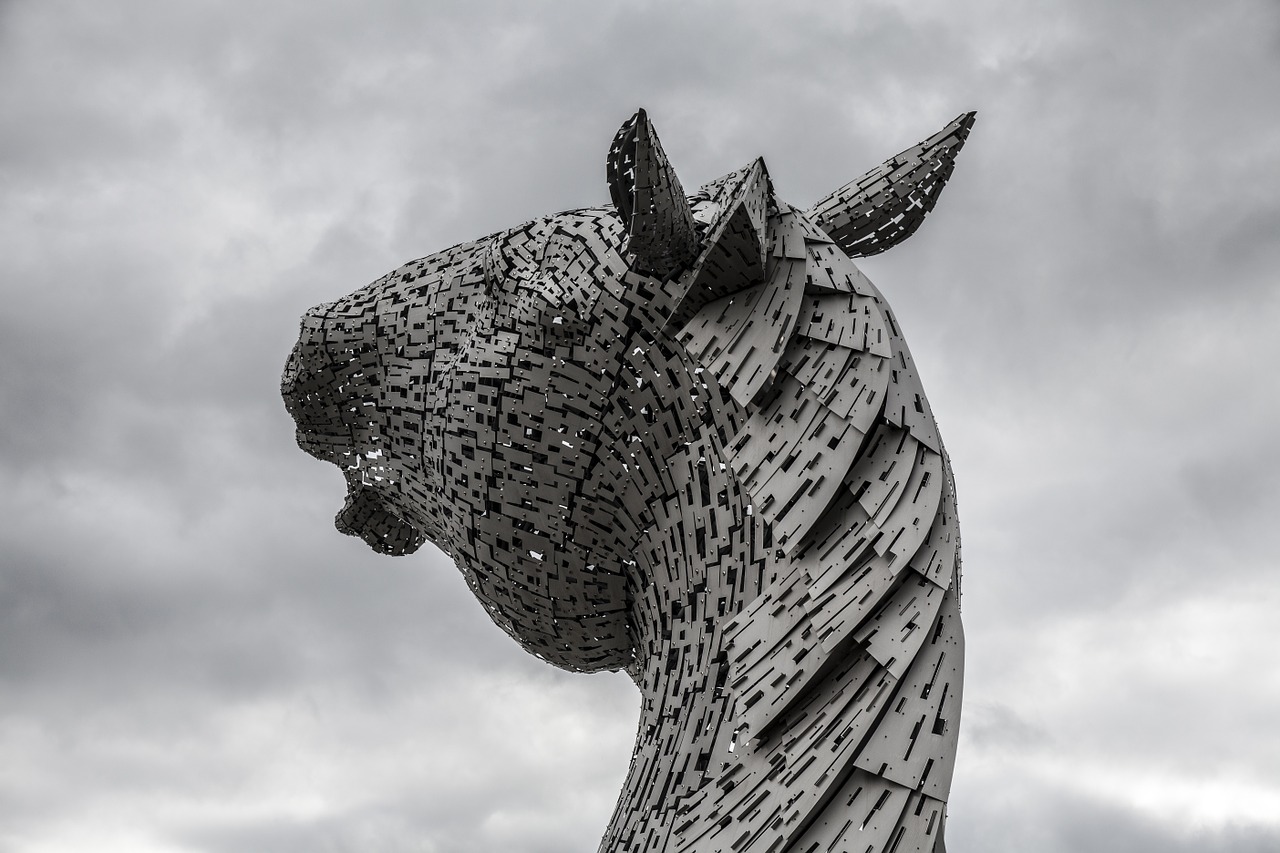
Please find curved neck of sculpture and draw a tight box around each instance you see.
[598,427,767,852]
[593,402,963,852]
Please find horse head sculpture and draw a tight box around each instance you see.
[283,108,975,853]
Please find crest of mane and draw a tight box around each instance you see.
[283,107,976,853]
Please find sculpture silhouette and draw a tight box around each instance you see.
[283,108,975,853]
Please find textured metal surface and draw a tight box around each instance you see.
[283,108,975,853]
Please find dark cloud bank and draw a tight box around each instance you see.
[1,1,1278,851]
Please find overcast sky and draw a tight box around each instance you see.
[2,1,1279,851]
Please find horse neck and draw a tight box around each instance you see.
[599,427,771,852]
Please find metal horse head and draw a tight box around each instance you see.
[283,108,975,853]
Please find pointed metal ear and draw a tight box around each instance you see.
[607,108,701,278]
[808,111,976,258]
[666,158,772,329]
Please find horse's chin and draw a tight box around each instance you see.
[334,478,426,557]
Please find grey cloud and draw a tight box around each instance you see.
[952,777,1280,853]
[961,701,1054,753]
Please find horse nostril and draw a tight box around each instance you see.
[282,333,348,464]
[282,307,388,470]
[281,340,304,402]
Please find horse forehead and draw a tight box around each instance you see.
[490,207,626,284]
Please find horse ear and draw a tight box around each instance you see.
[666,158,773,328]
[607,108,701,278]
[808,111,976,258]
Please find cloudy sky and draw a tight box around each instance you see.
[2,1,1279,851]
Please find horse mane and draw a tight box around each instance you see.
[657,134,967,851]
